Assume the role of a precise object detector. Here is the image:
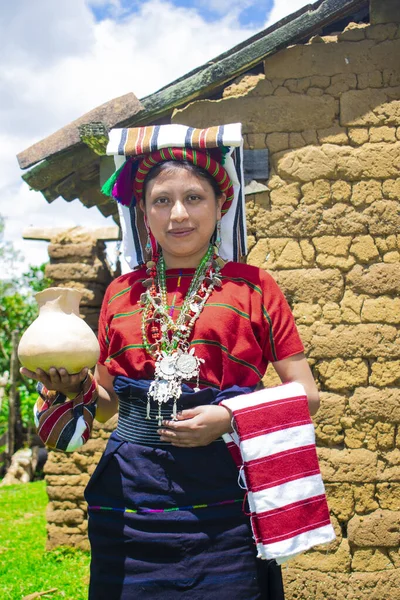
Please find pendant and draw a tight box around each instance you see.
[147,349,204,424]
[175,348,203,379]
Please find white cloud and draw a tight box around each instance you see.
[0,0,306,275]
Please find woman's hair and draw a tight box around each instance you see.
[142,160,223,202]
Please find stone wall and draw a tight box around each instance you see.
[42,227,116,550]
[171,17,400,600]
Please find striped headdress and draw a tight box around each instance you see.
[102,123,246,269]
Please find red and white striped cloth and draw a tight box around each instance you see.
[220,382,335,564]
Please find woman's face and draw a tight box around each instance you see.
[141,166,225,268]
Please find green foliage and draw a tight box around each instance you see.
[0,215,52,438]
[0,481,90,599]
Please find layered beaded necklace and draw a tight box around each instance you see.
[141,244,223,424]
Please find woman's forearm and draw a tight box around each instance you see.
[96,384,119,423]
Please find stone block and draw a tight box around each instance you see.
[346,263,400,295]
[357,70,383,89]
[266,132,289,153]
[370,360,400,387]
[301,179,331,205]
[382,178,400,199]
[317,448,377,483]
[46,525,90,551]
[276,143,400,182]
[376,483,400,510]
[366,23,398,40]
[351,179,382,207]
[273,86,291,97]
[316,359,368,391]
[284,77,310,94]
[222,73,265,98]
[307,323,399,359]
[325,483,355,521]
[44,453,82,476]
[377,449,400,482]
[348,127,369,145]
[45,474,90,487]
[275,145,336,181]
[344,420,396,452]
[318,125,348,144]
[273,268,344,303]
[292,302,322,326]
[302,129,319,144]
[384,250,400,263]
[46,261,112,284]
[375,234,399,253]
[326,73,357,97]
[314,235,355,271]
[353,484,379,513]
[348,510,400,547]
[282,569,350,600]
[245,133,266,150]
[340,290,363,323]
[313,392,346,446]
[172,94,337,134]
[370,0,400,25]
[247,238,314,270]
[350,235,380,262]
[289,133,305,149]
[46,506,85,525]
[47,485,86,502]
[362,297,400,324]
[352,548,395,571]
[376,483,400,512]
[388,549,400,569]
[337,22,367,42]
[383,68,400,87]
[321,302,342,324]
[331,180,352,202]
[48,242,97,260]
[349,387,400,423]
[269,181,300,206]
[264,39,400,79]
[369,126,397,142]
[341,87,400,127]
[348,570,400,600]
[289,538,351,573]
[310,75,331,88]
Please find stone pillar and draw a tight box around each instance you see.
[370,0,400,24]
[22,225,120,550]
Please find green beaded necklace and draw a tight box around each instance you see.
[141,244,222,423]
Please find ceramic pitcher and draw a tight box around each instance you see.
[18,287,100,374]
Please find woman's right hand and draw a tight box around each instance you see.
[20,366,89,399]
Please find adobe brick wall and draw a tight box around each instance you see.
[171,16,400,600]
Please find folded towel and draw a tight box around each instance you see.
[220,381,335,564]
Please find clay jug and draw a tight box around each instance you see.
[18,287,100,374]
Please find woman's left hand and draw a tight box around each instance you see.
[158,405,233,447]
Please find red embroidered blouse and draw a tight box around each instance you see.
[98,262,304,390]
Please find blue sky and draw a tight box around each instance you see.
[1,0,309,273]
[90,0,274,28]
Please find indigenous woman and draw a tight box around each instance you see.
[24,124,320,600]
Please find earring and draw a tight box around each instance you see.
[144,216,152,256]
[145,234,152,255]
[214,219,222,254]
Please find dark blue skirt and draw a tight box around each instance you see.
[84,431,284,599]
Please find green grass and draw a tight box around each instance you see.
[0,481,90,600]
